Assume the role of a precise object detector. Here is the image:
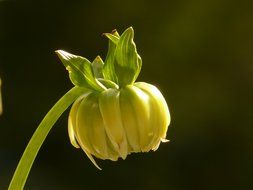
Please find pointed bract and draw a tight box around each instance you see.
[56,50,106,91]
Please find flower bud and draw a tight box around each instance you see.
[68,82,170,169]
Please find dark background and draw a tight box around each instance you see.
[1,0,253,189]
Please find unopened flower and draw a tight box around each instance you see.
[56,27,171,169]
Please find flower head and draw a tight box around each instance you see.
[56,27,171,169]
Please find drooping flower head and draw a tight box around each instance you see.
[56,27,170,169]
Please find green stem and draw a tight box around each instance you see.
[8,86,86,190]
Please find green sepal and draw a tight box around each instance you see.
[102,30,120,84]
[91,56,104,78]
[104,33,119,44]
[56,50,106,92]
[97,78,119,89]
[114,27,141,87]
[137,54,142,79]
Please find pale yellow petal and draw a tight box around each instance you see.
[135,82,170,150]
[99,89,128,159]
[68,96,84,148]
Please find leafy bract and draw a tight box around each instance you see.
[103,27,142,87]
[104,33,119,44]
[56,50,105,91]
[91,56,104,78]
[102,31,119,84]
[57,27,142,90]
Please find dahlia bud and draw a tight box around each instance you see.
[67,82,170,168]
[56,27,171,169]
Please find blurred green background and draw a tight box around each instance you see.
[1,0,253,189]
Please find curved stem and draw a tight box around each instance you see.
[8,86,86,190]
